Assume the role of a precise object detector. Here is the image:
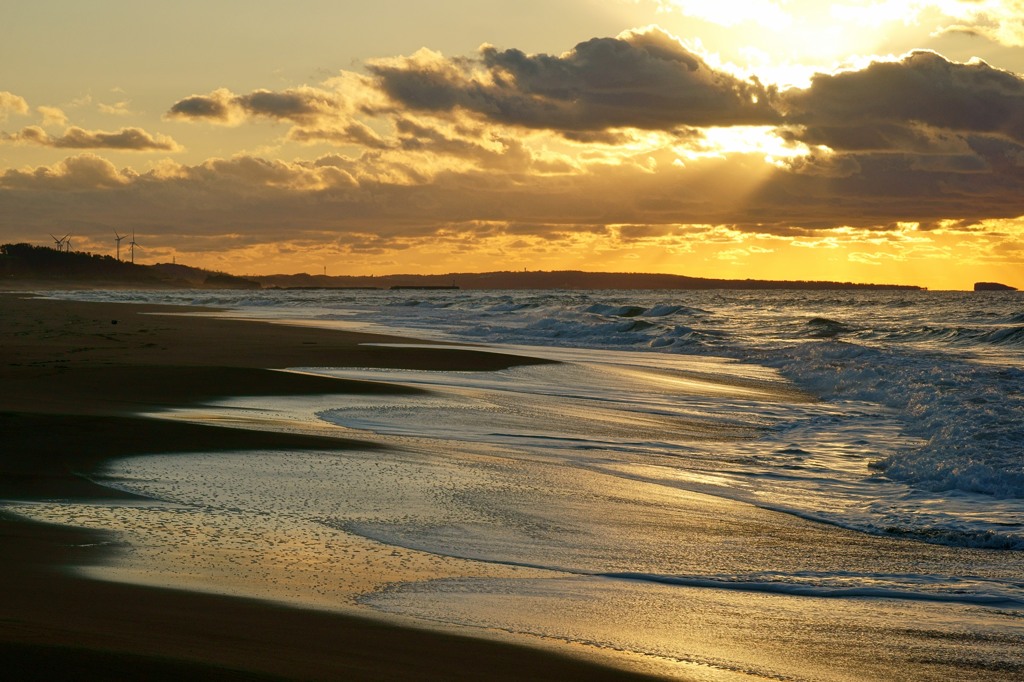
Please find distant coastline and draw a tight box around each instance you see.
[2,242,924,291]
[262,270,923,291]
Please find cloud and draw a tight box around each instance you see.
[0,91,30,121]
[98,101,134,116]
[783,150,862,177]
[782,51,1024,150]
[167,86,346,125]
[848,251,900,266]
[288,120,390,149]
[773,48,1024,216]
[37,106,68,127]
[184,155,357,192]
[367,27,779,134]
[36,104,68,127]
[236,88,343,123]
[0,153,135,190]
[392,118,542,172]
[4,29,1024,272]
[166,83,389,151]
[1,142,1023,282]
[561,129,640,145]
[752,144,1024,229]
[2,125,182,151]
[931,0,1024,47]
[0,142,991,236]
[166,88,236,122]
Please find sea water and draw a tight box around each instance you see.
[13,288,1024,680]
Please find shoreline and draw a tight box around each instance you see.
[0,292,661,681]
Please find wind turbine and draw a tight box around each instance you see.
[128,230,139,264]
[64,235,72,253]
[113,230,126,261]
[49,233,68,252]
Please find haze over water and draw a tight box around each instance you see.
[13,288,1024,680]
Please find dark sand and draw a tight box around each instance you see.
[0,293,660,681]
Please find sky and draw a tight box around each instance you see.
[3,1,1024,289]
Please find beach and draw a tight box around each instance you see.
[0,293,657,681]
[3,290,1023,681]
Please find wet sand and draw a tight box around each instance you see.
[0,292,659,681]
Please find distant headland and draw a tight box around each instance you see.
[1,242,925,291]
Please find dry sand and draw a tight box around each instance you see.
[0,292,659,681]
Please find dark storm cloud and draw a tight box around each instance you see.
[2,125,181,151]
[368,27,779,133]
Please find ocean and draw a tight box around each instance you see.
[12,288,1024,680]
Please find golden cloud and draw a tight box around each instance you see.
[37,106,69,127]
[2,125,182,151]
[167,85,356,127]
[367,27,779,134]
[782,52,1024,147]
[0,153,136,190]
[0,91,30,121]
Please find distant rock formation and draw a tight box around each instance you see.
[974,282,1017,291]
